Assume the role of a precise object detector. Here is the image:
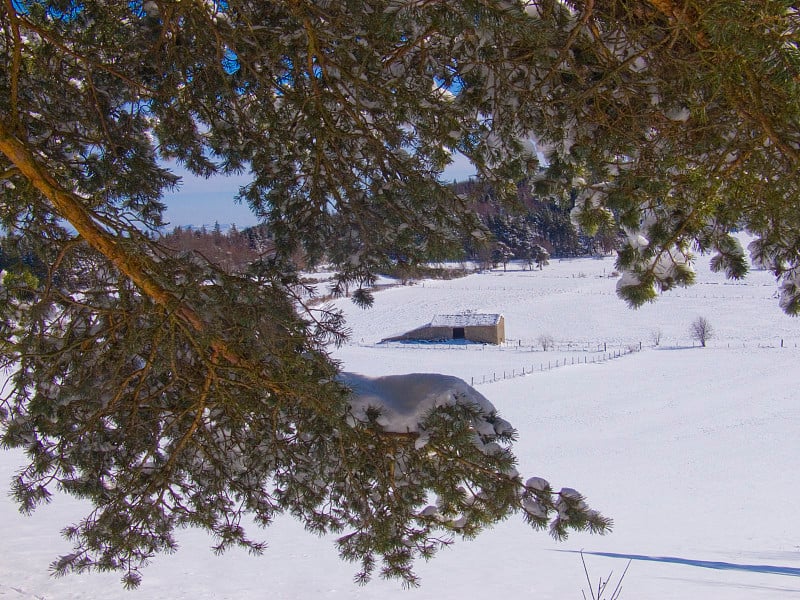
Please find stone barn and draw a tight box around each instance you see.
[384,313,505,345]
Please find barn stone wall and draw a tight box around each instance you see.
[396,325,452,341]
[466,320,505,344]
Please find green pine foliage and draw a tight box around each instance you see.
[2,0,800,588]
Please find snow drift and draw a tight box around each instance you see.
[339,372,513,439]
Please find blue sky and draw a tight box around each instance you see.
[160,163,255,229]
[160,153,477,229]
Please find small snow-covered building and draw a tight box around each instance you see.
[384,313,505,345]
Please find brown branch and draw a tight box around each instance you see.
[385,24,439,66]
[0,165,21,180]
[0,120,247,370]
[734,63,800,165]
[646,0,679,19]
[298,14,327,105]
[536,0,596,91]
[646,0,709,49]
[159,349,218,477]
[85,70,118,157]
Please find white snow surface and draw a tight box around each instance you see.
[2,245,800,599]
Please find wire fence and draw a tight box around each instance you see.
[354,337,799,388]
[362,337,799,353]
[361,338,640,354]
[470,344,642,387]
[501,339,637,353]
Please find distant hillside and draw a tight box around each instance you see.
[454,177,618,263]
[158,177,618,273]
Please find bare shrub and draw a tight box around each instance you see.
[580,551,631,600]
[649,328,663,347]
[537,334,555,351]
[690,316,714,347]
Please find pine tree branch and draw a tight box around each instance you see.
[0,165,21,180]
[0,120,250,374]
[537,0,596,91]
[159,349,217,478]
[4,0,23,133]
[642,1,799,166]
[731,68,800,165]
[13,13,156,96]
[646,0,680,19]
[645,0,709,48]
[84,70,118,158]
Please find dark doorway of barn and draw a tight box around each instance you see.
[453,327,465,339]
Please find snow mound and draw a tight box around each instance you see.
[339,372,503,435]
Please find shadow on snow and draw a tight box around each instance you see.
[558,550,800,577]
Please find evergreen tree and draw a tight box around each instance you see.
[1,0,800,588]
[212,220,223,243]
[493,241,515,271]
[532,244,551,270]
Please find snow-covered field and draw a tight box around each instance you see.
[3,249,800,599]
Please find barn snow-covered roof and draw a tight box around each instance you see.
[430,313,502,327]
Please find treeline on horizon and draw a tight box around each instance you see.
[156,177,620,275]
